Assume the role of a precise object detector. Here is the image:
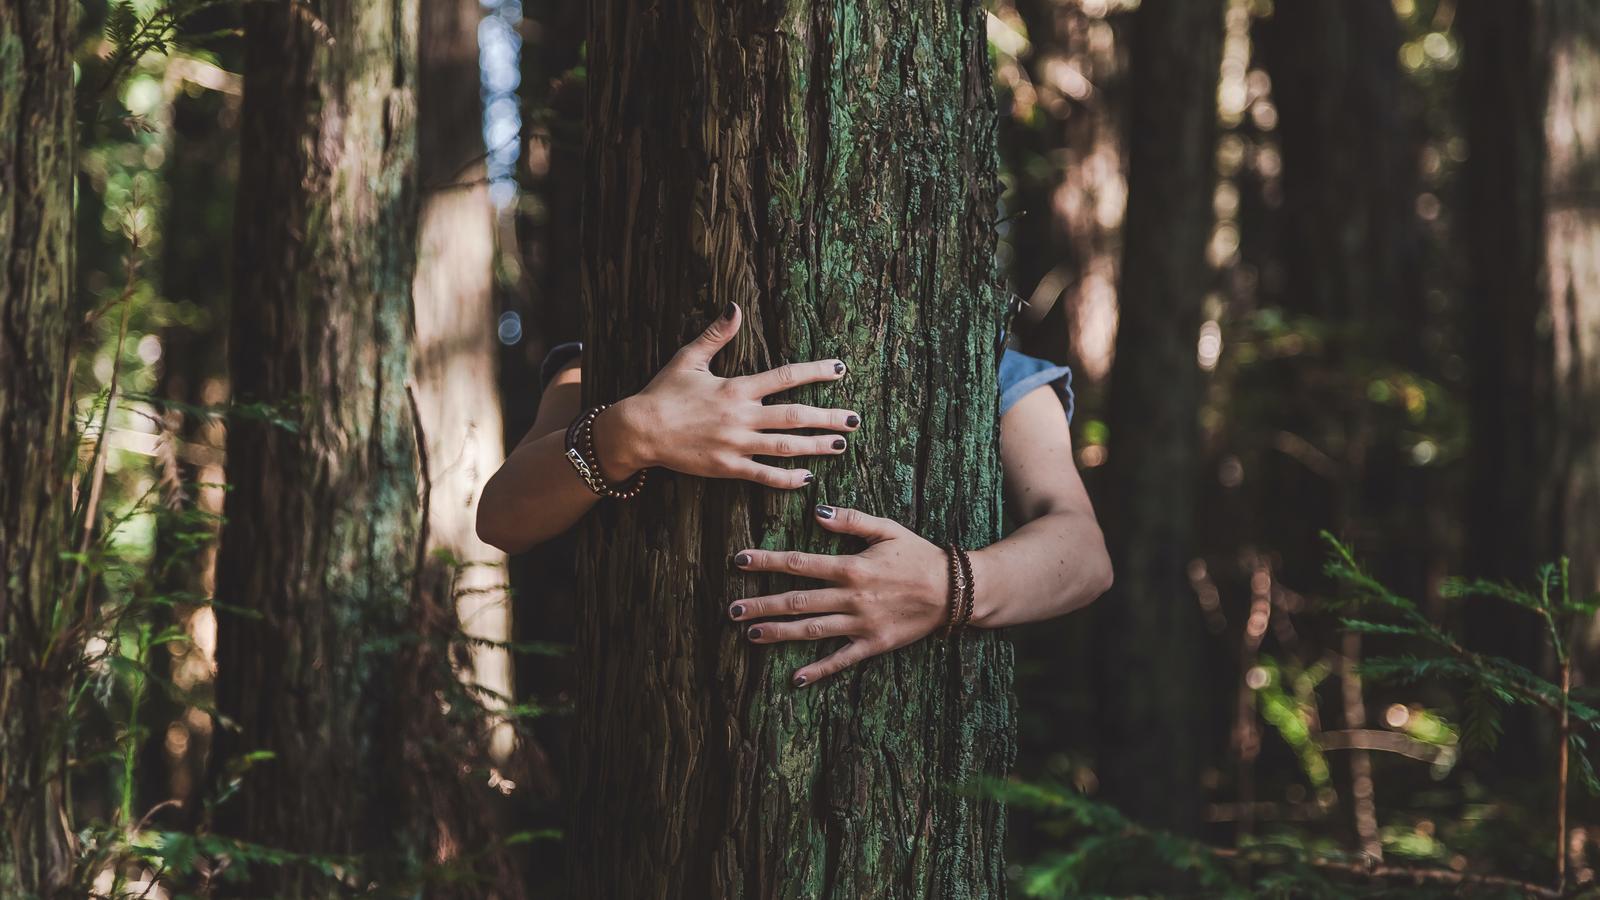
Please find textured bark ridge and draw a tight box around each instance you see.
[0,0,77,894]
[210,1,435,893]
[574,2,1013,898]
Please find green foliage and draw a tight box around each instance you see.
[1000,542,1587,897]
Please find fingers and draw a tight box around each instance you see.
[813,504,902,542]
[675,302,742,370]
[791,639,880,688]
[721,458,814,490]
[735,358,846,398]
[732,548,852,582]
[729,588,855,621]
[743,432,849,459]
[752,404,862,433]
[742,614,855,645]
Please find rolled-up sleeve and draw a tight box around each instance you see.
[998,348,1075,425]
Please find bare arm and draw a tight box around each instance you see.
[475,359,607,554]
[728,381,1112,686]
[967,380,1113,627]
[476,303,863,554]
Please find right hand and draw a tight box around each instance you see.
[593,302,859,489]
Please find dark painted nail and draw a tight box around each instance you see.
[748,626,763,640]
[730,604,744,618]
[734,552,752,567]
[722,302,737,320]
[793,674,808,687]
[815,504,835,519]
[803,472,815,484]
[846,414,860,428]
[833,361,845,375]
[832,438,846,450]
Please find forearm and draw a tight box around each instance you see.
[476,400,651,554]
[966,509,1112,629]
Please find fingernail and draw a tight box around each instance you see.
[846,414,860,428]
[793,674,808,687]
[802,472,815,485]
[815,504,835,519]
[747,626,763,640]
[730,604,744,618]
[833,361,845,375]
[734,552,751,567]
[723,302,737,320]
[832,438,846,450]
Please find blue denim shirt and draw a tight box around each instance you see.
[540,340,1074,425]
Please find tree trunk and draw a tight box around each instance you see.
[1095,0,1222,835]
[0,0,78,894]
[210,1,438,893]
[573,2,1013,896]
[145,55,237,829]
[1542,3,1600,650]
[414,0,516,770]
[1255,1,1420,849]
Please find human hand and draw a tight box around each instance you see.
[593,302,859,488]
[728,505,950,686]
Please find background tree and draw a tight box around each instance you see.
[211,2,518,894]
[1093,0,1222,835]
[0,0,77,894]
[572,0,1014,896]
[413,0,517,769]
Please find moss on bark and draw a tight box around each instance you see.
[573,2,1013,897]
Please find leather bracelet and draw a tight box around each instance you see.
[564,404,648,499]
[943,544,969,638]
[954,546,976,632]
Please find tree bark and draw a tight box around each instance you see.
[414,0,516,770]
[1541,3,1600,649]
[0,0,79,894]
[573,1,1013,896]
[209,1,462,894]
[1095,0,1222,835]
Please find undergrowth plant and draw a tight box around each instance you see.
[994,535,1599,899]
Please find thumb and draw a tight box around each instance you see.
[814,504,901,542]
[676,302,741,370]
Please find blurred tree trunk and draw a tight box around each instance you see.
[505,0,587,886]
[145,55,238,829]
[1459,0,1600,674]
[1457,0,1552,773]
[1256,0,1419,853]
[212,3,520,895]
[573,1,1013,896]
[413,0,515,768]
[1257,0,1417,331]
[1095,0,1222,835]
[1542,3,1600,642]
[0,1,77,894]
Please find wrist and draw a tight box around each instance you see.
[591,396,656,481]
[964,547,1000,628]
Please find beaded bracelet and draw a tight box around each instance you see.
[943,544,975,638]
[954,545,976,631]
[564,404,648,499]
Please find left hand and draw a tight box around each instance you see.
[729,504,950,687]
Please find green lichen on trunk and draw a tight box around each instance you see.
[0,0,78,895]
[575,1,1012,897]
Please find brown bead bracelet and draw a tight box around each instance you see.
[564,403,648,499]
[943,543,975,638]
